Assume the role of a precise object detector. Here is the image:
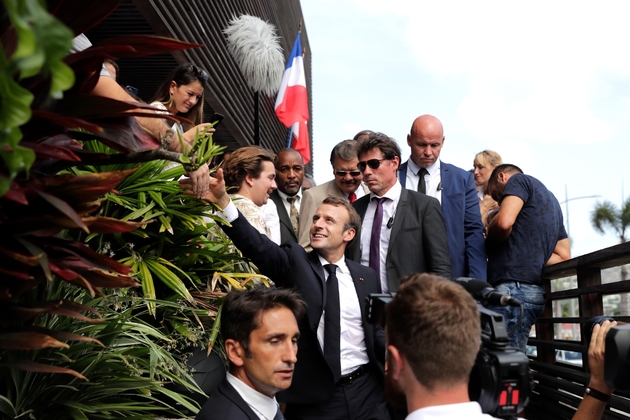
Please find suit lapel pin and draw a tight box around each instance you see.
[360,277,364,281]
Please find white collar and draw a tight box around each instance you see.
[409,158,440,175]
[226,373,279,420]
[278,189,301,202]
[369,180,402,201]
[317,254,348,273]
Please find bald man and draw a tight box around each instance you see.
[399,115,487,279]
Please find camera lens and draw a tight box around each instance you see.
[584,315,615,345]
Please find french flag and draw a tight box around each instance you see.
[275,32,311,164]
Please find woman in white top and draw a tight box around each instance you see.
[150,63,211,137]
[222,146,277,239]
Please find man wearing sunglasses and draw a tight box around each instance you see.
[346,132,452,294]
[298,140,369,250]
[400,114,487,280]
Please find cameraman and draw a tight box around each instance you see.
[572,320,617,420]
[384,273,524,419]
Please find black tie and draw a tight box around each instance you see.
[418,168,428,194]
[323,264,341,383]
[274,405,285,420]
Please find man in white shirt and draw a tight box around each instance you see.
[346,132,452,293]
[183,167,390,419]
[385,273,514,420]
[197,286,306,420]
[399,114,486,279]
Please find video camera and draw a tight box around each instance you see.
[584,316,630,392]
[367,278,532,419]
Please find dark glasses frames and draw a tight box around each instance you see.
[335,170,361,177]
[190,64,209,82]
[357,158,388,172]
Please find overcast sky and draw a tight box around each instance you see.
[300,0,630,259]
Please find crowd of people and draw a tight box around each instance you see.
[174,109,587,419]
[84,46,606,419]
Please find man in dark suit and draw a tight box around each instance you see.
[197,287,306,420]
[269,148,304,244]
[185,171,390,420]
[346,132,452,294]
[399,114,486,279]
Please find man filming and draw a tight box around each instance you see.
[384,273,524,419]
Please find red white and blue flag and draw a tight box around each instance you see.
[275,32,311,164]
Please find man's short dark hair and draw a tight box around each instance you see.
[221,286,306,358]
[353,129,374,141]
[487,163,523,189]
[386,273,480,391]
[357,132,401,163]
[322,196,361,236]
[329,140,359,164]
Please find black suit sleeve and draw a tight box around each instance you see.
[423,197,453,279]
[222,212,294,287]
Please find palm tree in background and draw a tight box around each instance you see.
[590,198,630,314]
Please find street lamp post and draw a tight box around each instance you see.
[560,184,600,246]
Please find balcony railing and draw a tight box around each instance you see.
[525,241,630,419]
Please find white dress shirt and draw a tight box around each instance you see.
[226,373,280,420]
[359,181,402,293]
[405,401,513,420]
[406,159,442,203]
[262,200,281,244]
[316,255,369,375]
[277,189,302,218]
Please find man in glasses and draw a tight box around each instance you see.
[298,140,369,250]
[400,114,487,280]
[346,132,452,294]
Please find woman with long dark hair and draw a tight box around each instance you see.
[151,63,215,197]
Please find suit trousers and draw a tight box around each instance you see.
[284,366,390,420]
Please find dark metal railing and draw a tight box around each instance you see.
[525,241,630,419]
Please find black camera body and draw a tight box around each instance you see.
[367,293,531,419]
[470,306,531,417]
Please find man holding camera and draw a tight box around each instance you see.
[385,273,521,419]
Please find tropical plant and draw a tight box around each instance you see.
[0,281,204,419]
[0,0,230,417]
[66,140,271,339]
[591,197,630,314]
[590,198,630,243]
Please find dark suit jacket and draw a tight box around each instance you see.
[222,212,385,404]
[399,161,487,280]
[196,377,258,420]
[347,188,452,292]
[269,189,299,244]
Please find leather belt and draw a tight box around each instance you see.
[336,365,368,386]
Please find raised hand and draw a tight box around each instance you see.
[180,168,231,210]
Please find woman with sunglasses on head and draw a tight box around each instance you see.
[151,63,215,196]
[472,150,503,231]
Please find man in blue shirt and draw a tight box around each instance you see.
[485,164,570,351]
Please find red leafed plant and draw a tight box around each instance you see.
[0,0,204,377]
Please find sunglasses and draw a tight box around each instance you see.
[190,64,209,82]
[357,158,388,172]
[335,170,361,177]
